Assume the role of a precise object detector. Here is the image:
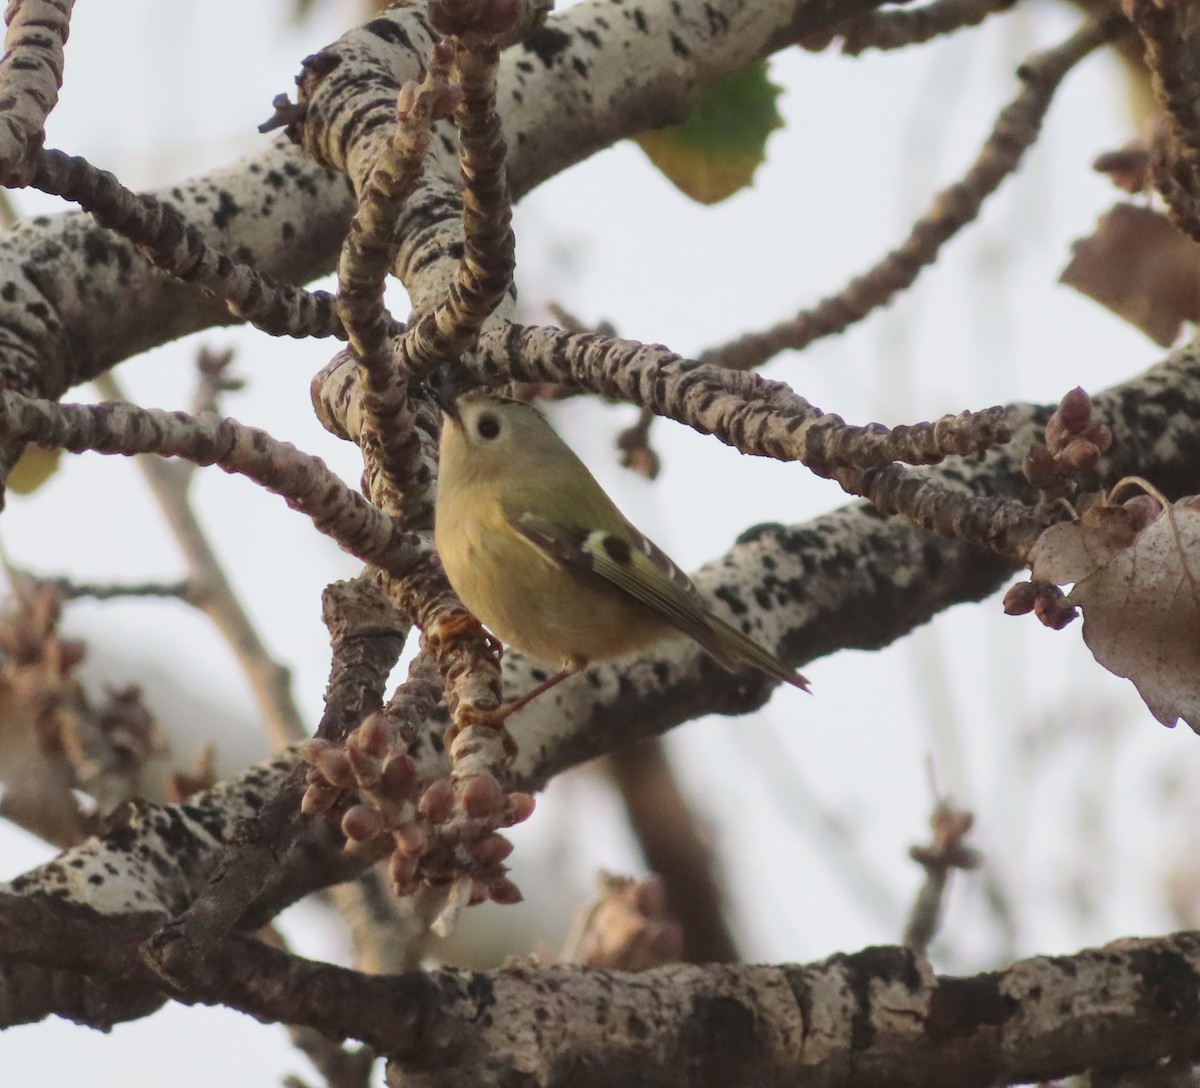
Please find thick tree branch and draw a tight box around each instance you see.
[0,140,354,403]
[31,149,346,341]
[5,891,1200,1088]
[0,0,73,185]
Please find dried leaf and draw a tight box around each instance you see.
[0,586,91,844]
[1092,142,1153,195]
[634,62,783,205]
[560,872,683,971]
[1030,496,1200,731]
[1060,202,1200,347]
[0,586,166,843]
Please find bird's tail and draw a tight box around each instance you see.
[700,615,811,693]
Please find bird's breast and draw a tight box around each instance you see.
[435,491,670,669]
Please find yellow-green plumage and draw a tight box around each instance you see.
[434,392,808,692]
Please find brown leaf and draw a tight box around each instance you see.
[0,585,92,845]
[1030,495,1200,731]
[1093,143,1153,195]
[561,872,684,971]
[1060,203,1200,347]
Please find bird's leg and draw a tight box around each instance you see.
[430,611,504,660]
[453,649,585,731]
[495,659,582,720]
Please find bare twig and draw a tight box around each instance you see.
[616,407,662,480]
[0,383,424,578]
[179,346,244,490]
[605,740,738,963]
[802,0,1019,56]
[471,323,1046,554]
[398,0,518,373]
[1124,0,1200,242]
[335,46,458,523]
[188,346,244,422]
[469,326,1012,472]
[699,16,1126,372]
[88,371,312,749]
[36,577,191,601]
[903,792,983,955]
[29,149,349,340]
[830,458,1071,561]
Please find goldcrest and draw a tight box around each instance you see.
[434,392,809,708]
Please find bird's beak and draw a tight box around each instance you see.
[428,370,462,424]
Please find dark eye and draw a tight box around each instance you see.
[477,414,501,440]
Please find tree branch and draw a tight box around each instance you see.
[5,890,1200,1088]
[0,0,73,186]
[0,389,425,576]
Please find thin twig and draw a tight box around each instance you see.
[699,16,1126,372]
[180,346,244,490]
[30,149,349,341]
[89,372,310,748]
[472,325,1012,472]
[903,788,982,956]
[1,381,425,577]
[335,45,458,524]
[802,0,1019,56]
[398,1,518,373]
[38,576,192,602]
[605,739,737,963]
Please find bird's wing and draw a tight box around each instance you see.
[508,511,810,692]
[508,511,717,648]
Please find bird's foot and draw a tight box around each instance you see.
[428,610,503,660]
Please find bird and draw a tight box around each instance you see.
[433,390,809,717]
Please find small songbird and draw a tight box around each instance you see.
[434,391,809,715]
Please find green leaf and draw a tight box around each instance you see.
[634,61,784,205]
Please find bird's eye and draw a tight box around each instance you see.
[476,414,501,440]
